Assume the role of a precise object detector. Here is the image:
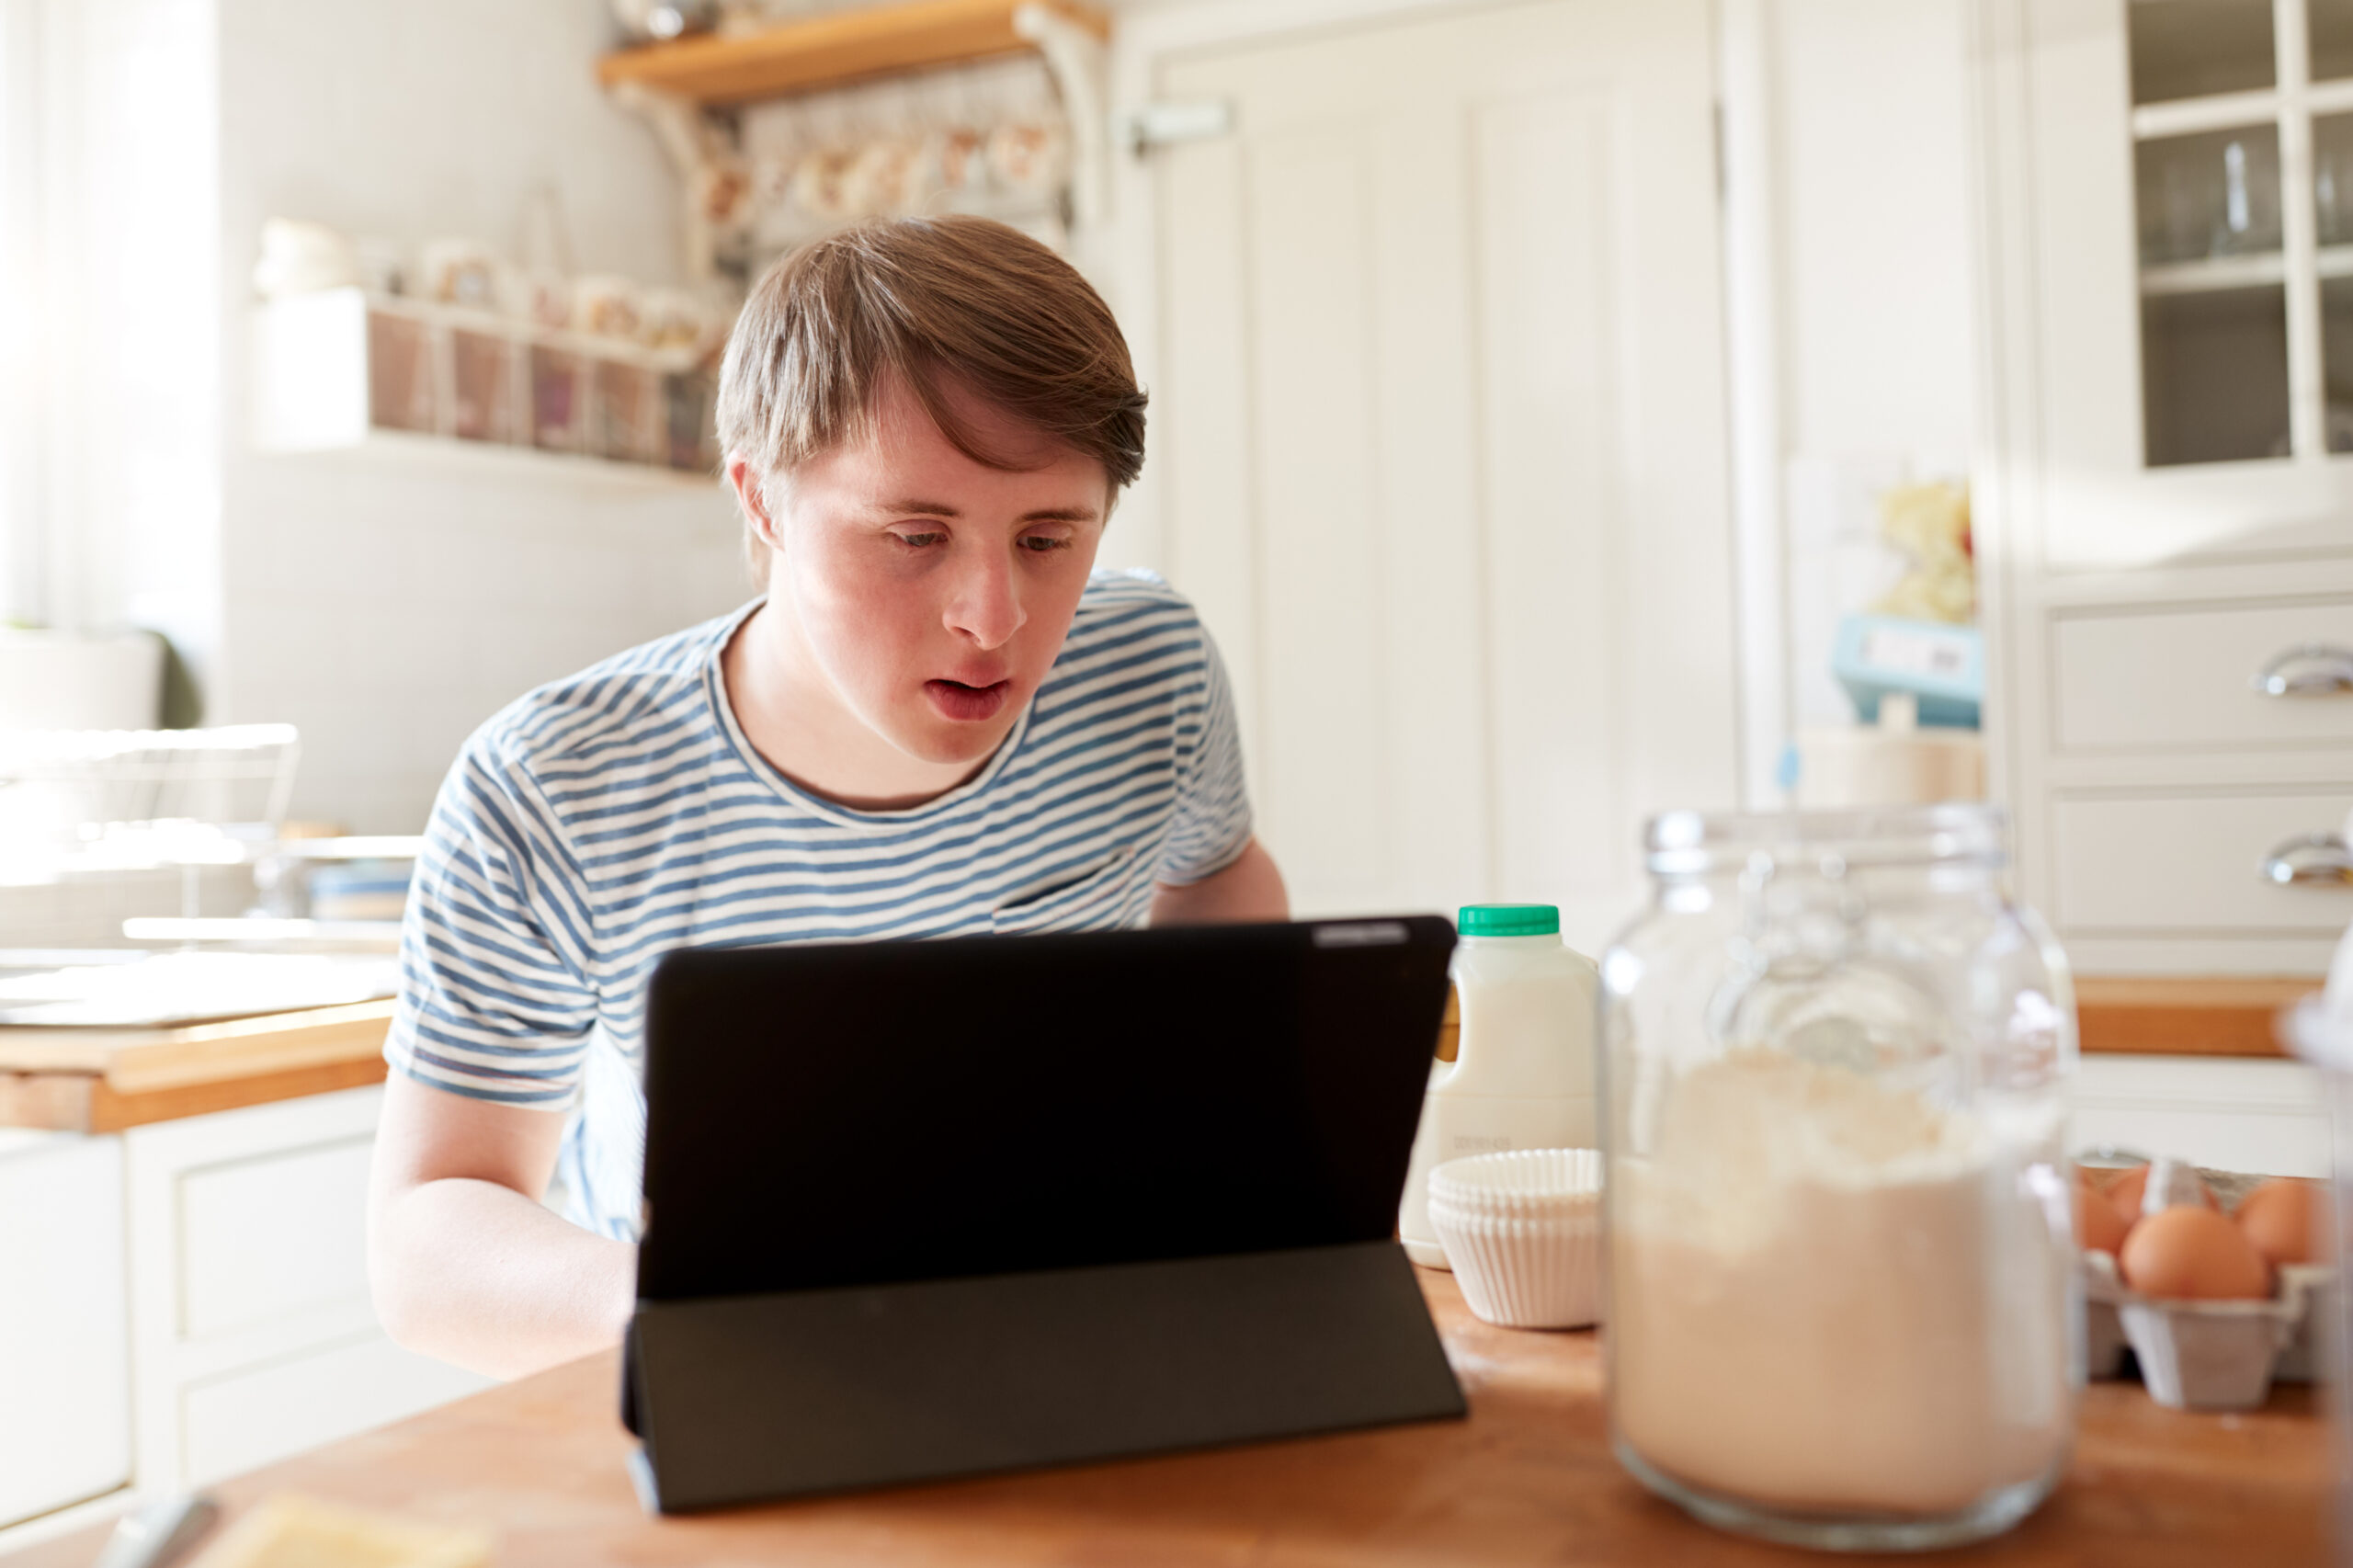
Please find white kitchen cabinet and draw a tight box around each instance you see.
[2075,1052,2327,1176]
[1972,0,2353,974]
[1138,0,1739,950]
[121,1086,490,1493]
[0,1131,131,1532]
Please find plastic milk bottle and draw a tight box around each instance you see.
[1399,903,1600,1267]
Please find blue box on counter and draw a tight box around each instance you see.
[1832,614,1983,729]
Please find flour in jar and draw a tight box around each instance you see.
[1611,1049,2074,1516]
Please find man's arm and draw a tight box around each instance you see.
[368,1073,636,1381]
[1150,836,1288,925]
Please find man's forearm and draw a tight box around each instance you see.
[372,1175,636,1381]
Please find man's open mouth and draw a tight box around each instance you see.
[923,679,1012,722]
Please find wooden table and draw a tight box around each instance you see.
[7,1270,2328,1568]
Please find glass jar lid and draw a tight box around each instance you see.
[1644,803,2007,878]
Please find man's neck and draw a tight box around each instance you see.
[720,599,985,812]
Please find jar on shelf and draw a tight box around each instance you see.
[1601,804,2078,1553]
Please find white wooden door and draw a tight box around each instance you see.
[1150,0,1739,950]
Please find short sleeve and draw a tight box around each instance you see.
[385,733,597,1108]
[1156,620,1256,885]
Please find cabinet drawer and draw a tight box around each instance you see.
[180,1332,489,1485]
[2053,598,2353,752]
[177,1135,371,1342]
[2053,790,2353,934]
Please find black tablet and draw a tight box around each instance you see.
[636,915,1457,1301]
[623,915,1466,1512]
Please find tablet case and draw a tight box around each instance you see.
[625,915,1465,1513]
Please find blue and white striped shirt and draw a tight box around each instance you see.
[386,570,1253,1240]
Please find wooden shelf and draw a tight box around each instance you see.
[597,0,1108,106]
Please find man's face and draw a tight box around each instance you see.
[749,378,1111,770]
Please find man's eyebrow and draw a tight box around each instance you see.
[870,499,1101,524]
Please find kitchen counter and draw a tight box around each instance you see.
[0,971,2301,1136]
[0,1000,390,1131]
[6,1268,2326,1568]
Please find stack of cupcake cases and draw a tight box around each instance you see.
[1427,1149,1604,1330]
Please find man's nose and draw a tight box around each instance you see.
[944,543,1026,650]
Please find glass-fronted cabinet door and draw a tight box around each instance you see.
[2017,0,2353,568]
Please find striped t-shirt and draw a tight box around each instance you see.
[386,570,1253,1241]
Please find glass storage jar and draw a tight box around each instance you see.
[1601,805,2078,1552]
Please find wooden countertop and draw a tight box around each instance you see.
[0,1000,391,1132]
[7,1270,2326,1568]
[2075,976,2316,1060]
[0,970,2316,1133]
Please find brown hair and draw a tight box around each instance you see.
[716,216,1147,561]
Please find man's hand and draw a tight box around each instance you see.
[369,1074,636,1381]
[1149,836,1289,925]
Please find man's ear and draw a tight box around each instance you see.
[726,457,782,550]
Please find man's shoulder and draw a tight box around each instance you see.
[464,605,749,782]
[1067,568,1206,646]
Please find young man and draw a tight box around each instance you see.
[369,218,1286,1380]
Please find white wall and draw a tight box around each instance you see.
[209,0,749,832]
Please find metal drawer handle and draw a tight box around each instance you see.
[2254,644,2353,697]
[2261,832,2353,885]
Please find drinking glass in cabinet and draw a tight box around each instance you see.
[2312,0,2353,85]
[594,362,662,464]
[530,347,584,452]
[2320,278,2353,450]
[2143,285,2292,465]
[2130,0,2275,105]
[2315,114,2353,247]
[367,312,435,435]
[451,330,517,445]
[2136,125,2282,266]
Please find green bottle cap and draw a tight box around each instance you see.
[1458,903,1560,937]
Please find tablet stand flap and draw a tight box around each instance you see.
[627,1239,1464,1514]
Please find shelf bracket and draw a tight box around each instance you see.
[610,79,741,283]
[1016,2,1109,230]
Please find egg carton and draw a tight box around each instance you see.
[2078,1165,2335,1413]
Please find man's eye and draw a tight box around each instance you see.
[893,530,948,549]
[1020,535,1072,553]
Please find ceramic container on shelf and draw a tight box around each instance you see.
[1397,903,1598,1269]
[1602,804,2077,1553]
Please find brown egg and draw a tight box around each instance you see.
[2075,1180,2130,1255]
[2120,1205,2272,1300]
[2235,1178,2328,1269]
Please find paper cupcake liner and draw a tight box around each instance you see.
[1428,1150,1604,1330]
